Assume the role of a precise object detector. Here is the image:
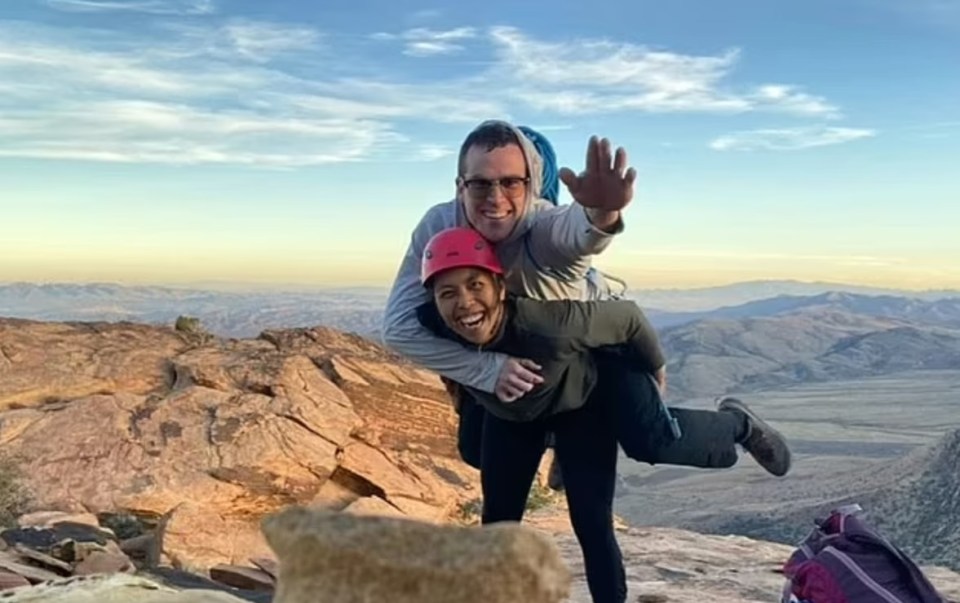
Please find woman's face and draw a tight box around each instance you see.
[432,267,505,345]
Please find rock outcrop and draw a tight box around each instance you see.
[262,506,571,603]
[0,318,478,571]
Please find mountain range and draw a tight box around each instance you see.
[3,280,960,400]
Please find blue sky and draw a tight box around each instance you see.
[2,0,959,290]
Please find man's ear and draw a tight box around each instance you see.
[497,276,507,301]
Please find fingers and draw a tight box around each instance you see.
[517,358,543,371]
[495,358,543,403]
[598,138,613,173]
[613,147,628,176]
[498,373,533,402]
[558,167,580,195]
[497,383,523,403]
[624,167,637,186]
[586,135,601,175]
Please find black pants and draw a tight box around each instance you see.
[599,355,743,468]
[480,390,626,603]
[453,358,744,470]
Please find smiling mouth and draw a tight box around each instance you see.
[481,210,511,220]
[457,313,485,330]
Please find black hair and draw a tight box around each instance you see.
[457,122,524,177]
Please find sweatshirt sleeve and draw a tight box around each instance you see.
[380,205,508,393]
[517,298,665,373]
[522,203,624,281]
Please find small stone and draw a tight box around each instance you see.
[209,564,275,591]
[73,550,135,575]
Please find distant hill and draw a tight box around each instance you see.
[629,279,960,312]
[646,291,960,329]
[657,295,960,398]
[3,280,958,339]
[0,282,387,339]
[3,282,960,398]
[696,428,960,571]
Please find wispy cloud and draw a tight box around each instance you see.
[412,144,455,161]
[1,16,848,167]
[489,27,839,117]
[45,0,214,15]
[373,26,477,56]
[709,127,876,151]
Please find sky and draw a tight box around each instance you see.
[1,0,959,291]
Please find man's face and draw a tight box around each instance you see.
[457,143,529,243]
[432,267,506,346]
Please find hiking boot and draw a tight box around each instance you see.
[716,396,792,477]
[546,455,565,492]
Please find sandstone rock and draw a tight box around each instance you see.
[0,550,62,583]
[17,511,102,530]
[0,569,30,590]
[0,319,478,571]
[261,506,571,603]
[74,550,136,575]
[209,564,274,592]
[0,320,186,411]
[0,573,249,603]
[247,558,277,581]
[162,503,274,573]
[12,543,72,574]
[342,495,405,518]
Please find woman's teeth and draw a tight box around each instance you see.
[460,313,484,328]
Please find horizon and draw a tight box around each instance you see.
[2,0,959,289]
[3,276,960,297]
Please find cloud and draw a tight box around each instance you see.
[0,99,402,166]
[44,0,214,15]
[373,27,477,57]
[489,27,838,117]
[217,20,321,62]
[412,144,455,161]
[1,18,848,167]
[709,127,876,151]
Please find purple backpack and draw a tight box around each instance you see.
[781,504,948,603]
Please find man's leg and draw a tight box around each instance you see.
[717,396,792,477]
[479,412,547,524]
[552,397,626,603]
[596,355,790,475]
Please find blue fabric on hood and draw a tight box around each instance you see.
[518,125,559,205]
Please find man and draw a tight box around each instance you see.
[382,120,634,404]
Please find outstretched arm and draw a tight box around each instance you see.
[381,209,507,393]
[525,136,634,281]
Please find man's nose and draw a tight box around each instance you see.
[484,182,509,203]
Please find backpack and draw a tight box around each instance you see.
[781,504,947,603]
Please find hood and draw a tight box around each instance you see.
[454,119,547,247]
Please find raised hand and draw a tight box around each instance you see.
[558,136,637,213]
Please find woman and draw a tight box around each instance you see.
[417,226,791,603]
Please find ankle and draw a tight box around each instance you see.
[723,408,751,443]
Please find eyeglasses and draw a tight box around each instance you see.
[461,177,529,199]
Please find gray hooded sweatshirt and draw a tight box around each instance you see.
[381,120,624,393]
